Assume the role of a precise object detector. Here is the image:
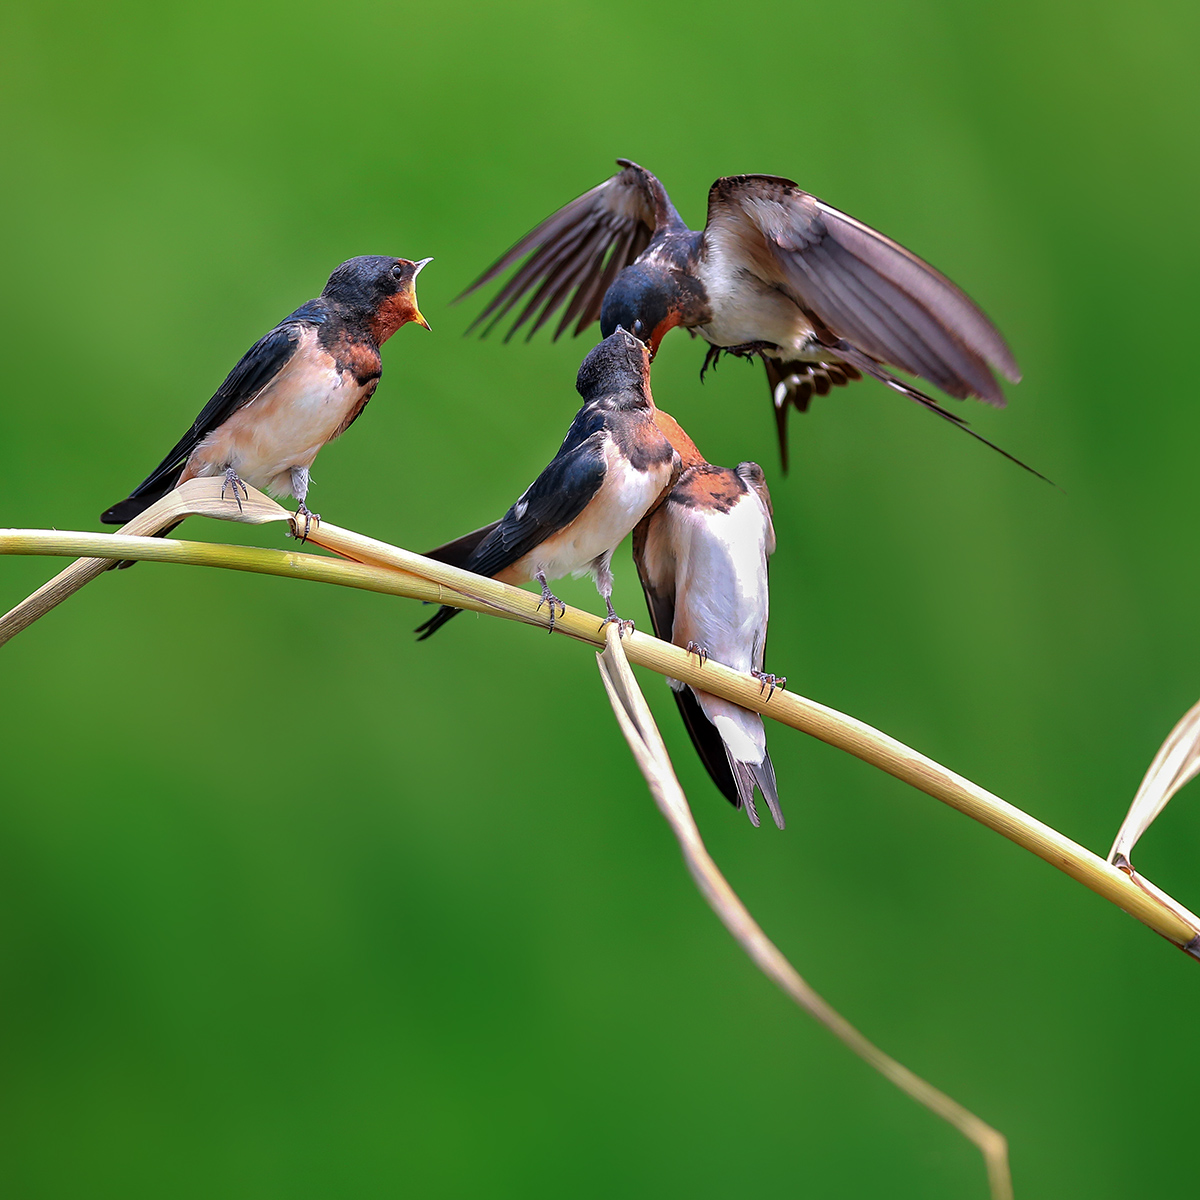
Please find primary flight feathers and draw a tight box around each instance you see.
[461,159,1026,473]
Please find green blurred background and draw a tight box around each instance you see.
[2,1,1198,1195]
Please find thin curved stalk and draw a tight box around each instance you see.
[2,478,1198,956]
[597,624,1012,1200]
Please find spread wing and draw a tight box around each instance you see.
[101,303,323,523]
[704,175,1021,405]
[460,160,670,343]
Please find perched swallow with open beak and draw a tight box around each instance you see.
[461,159,1034,476]
[633,410,784,829]
[101,255,432,542]
[415,328,680,640]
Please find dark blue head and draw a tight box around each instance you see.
[576,328,651,403]
[321,255,432,342]
[599,263,676,353]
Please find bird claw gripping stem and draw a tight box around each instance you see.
[600,613,636,638]
[600,598,635,639]
[221,468,249,513]
[752,670,786,701]
[293,502,320,544]
[535,572,566,633]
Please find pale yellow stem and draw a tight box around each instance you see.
[2,478,1197,955]
[596,625,1012,1200]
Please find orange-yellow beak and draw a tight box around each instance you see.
[410,257,432,330]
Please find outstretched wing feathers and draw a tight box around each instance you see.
[705,175,1020,406]
[804,238,999,398]
[508,221,618,342]
[461,161,665,342]
[816,200,1020,379]
[558,219,651,337]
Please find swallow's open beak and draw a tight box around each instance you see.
[410,258,433,330]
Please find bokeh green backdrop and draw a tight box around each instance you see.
[3,2,1199,1196]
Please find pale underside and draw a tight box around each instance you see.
[180,328,372,501]
[499,437,676,593]
[693,243,819,360]
[643,487,773,765]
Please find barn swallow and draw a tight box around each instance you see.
[633,410,784,829]
[101,255,431,541]
[461,159,1032,475]
[415,328,680,640]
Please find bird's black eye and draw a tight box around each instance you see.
[632,319,645,339]
[391,264,404,281]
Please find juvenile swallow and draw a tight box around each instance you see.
[633,411,784,828]
[461,159,1029,474]
[101,255,431,539]
[415,328,680,639]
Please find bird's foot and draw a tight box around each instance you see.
[599,599,635,639]
[685,640,709,667]
[600,613,636,638]
[722,340,777,360]
[294,501,320,544]
[699,344,722,382]
[535,573,566,634]
[221,468,249,512]
[752,670,786,701]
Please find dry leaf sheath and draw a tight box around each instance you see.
[1110,695,1200,868]
[596,624,1012,1199]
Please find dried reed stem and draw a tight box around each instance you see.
[596,624,1013,1200]
[2,478,1197,957]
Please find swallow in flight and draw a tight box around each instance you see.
[101,255,431,540]
[415,328,680,640]
[634,410,784,828]
[461,159,1031,475]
